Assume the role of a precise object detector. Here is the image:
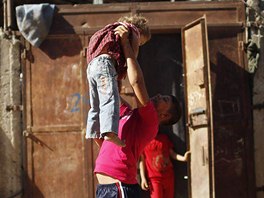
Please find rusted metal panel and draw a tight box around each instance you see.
[22,34,94,197]
[182,16,214,198]
[50,2,245,35]
[208,36,255,198]
[29,36,86,131]
[24,132,85,198]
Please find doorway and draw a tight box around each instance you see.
[138,33,189,198]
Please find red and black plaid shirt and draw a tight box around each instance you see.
[87,22,139,80]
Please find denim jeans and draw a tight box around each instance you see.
[86,54,120,139]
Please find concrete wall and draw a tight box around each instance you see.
[0,30,22,198]
[247,0,264,196]
[253,33,264,198]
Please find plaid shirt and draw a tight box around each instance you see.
[87,22,140,80]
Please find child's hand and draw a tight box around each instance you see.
[141,178,149,191]
[184,151,191,161]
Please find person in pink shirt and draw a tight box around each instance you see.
[94,24,182,198]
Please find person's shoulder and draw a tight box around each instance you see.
[137,101,158,128]
[138,101,156,114]
[139,101,154,109]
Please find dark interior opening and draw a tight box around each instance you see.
[138,33,189,198]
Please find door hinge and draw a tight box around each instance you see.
[6,105,23,112]
[23,130,30,137]
[21,49,27,59]
[21,48,34,61]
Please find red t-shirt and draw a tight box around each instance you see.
[143,133,174,178]
[87,22,140,80]
[94,101,159,184]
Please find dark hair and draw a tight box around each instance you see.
[161,95,182,125]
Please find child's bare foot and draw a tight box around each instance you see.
[104,132,126,147]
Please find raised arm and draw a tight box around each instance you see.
[115,25,149,107]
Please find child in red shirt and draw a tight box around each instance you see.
[139,130,190,198]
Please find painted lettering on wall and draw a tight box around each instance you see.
[66,93,89,113]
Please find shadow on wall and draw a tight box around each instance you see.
[39,8,82,60]
[0,127,44,197]
[20,7,83,60]
[23,174,44,198]
[0,127,24,197]
[210,52,254,198]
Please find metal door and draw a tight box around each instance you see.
[22,35,95,198]
[182,16,215,198]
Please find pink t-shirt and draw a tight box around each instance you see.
[94,101,159,184]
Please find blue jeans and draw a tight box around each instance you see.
[86,54,120,139]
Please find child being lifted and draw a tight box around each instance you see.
[85,15,151,147]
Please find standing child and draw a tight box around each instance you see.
[85,15,151,147]
[139,130,190,198]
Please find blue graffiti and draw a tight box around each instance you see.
[68,93,90,113]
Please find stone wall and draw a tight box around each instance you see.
[247,0,264,196]
[0,30,22,198]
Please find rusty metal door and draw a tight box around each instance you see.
[21,34,96,198]
[182,16,215,198]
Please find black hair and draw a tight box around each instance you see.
[161,95,182,125]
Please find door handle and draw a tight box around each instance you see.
[202,145,208,166]
[188,107,208,128]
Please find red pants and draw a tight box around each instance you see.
[149,176,175,198]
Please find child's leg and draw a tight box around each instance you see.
[163,175,174,198]
[86,61,100,140]
[97,55,125,147]
[149,178,163,198]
